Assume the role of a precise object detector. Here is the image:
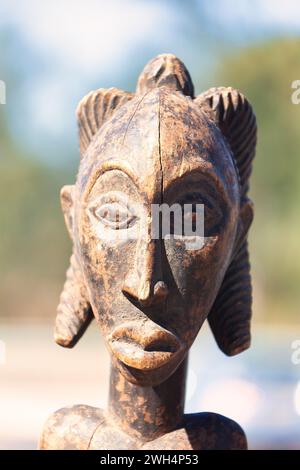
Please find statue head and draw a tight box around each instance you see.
[55,54,256,386]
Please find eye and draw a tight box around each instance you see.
[203,204,222,235]
[183,205,199,232]
[178,192,223,236]
[91,201,137,230]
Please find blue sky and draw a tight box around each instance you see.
[1,0,300,163]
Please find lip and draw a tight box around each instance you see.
[107,322,183,371]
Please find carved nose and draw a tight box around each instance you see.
[122,237,168,306]
[122,279,169,307]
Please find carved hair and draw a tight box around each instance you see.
[55,54,256,356]
[195,87,256,355]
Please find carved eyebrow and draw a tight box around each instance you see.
[164,167,231,204]
[85,160,140,197]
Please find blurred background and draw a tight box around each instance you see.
[1,0,300,449]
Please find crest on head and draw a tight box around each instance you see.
[55,53,256,357]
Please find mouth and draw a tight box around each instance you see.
[107,322,183,371]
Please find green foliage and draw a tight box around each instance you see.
[214,38,300,321]
[0,109,74,319]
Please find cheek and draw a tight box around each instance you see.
[76,213,136,326]
[165,232,235,334]
[167,235,230,287]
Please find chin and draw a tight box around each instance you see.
[112,351,187,387]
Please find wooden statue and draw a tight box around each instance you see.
[39,54,256,450]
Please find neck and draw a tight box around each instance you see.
[107,357,188,442]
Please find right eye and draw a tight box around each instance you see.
[92,201,137,230]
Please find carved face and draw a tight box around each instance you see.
[61,88,250,386]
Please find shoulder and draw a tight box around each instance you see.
[184,412,247,450]
[39,404,104,450]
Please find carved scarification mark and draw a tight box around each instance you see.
[157,91,168,320]
[121,92,149,147]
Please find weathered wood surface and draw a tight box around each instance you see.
[40,53,256,450]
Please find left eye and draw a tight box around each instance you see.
[92,202,136,230]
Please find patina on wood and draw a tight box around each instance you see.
[39,54,256,450]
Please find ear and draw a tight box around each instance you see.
[60,185,75,240]
[57,186,94,348]
[234,197,254,257]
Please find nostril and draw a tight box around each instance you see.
[122,280,169,307]
[153,281,169,300]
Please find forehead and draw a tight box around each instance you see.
[78,88,239,202]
